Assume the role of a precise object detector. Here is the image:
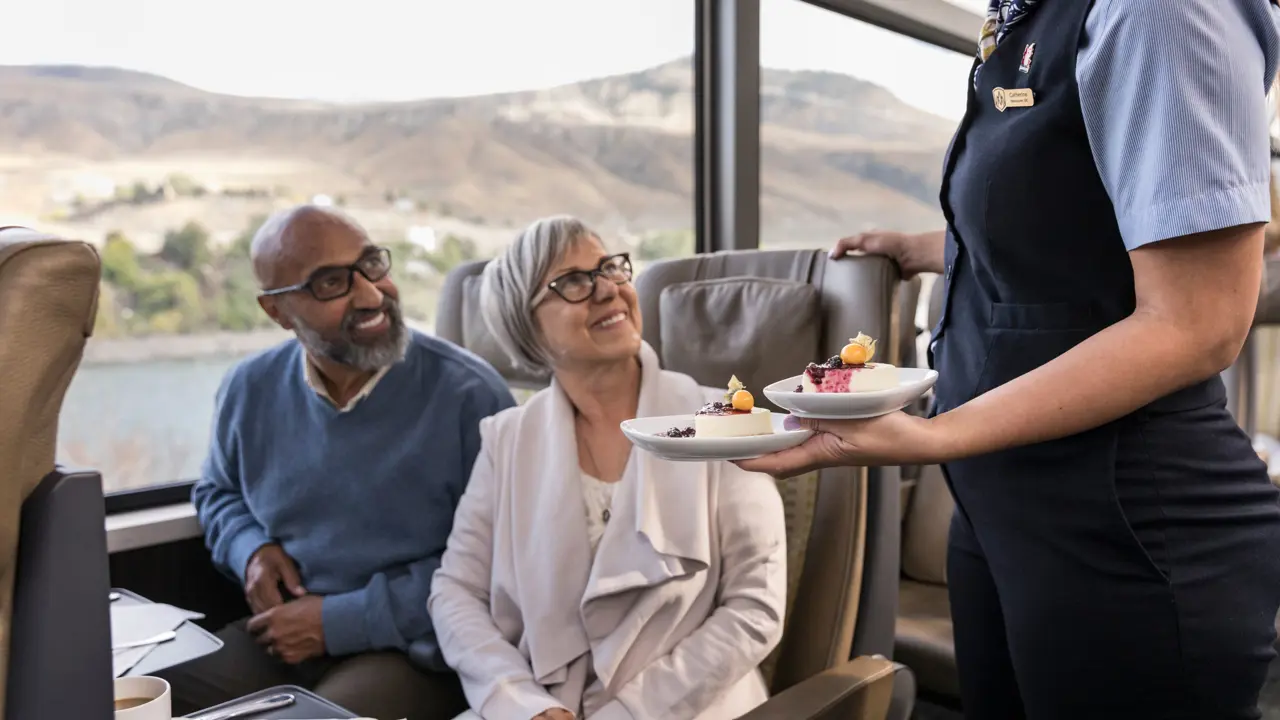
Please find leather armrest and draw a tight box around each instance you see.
[738,656,898,720]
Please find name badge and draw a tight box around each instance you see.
[992,87,1034,112]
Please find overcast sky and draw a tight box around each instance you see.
[1,0,986,120]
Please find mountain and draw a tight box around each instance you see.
[0,59,955,247]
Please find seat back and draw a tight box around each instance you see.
[901,279,955,588]
[0,228,103,720]
[633,249,906,693]
[1230,257,1280,436]
[7,469,113,720]
[436,259,550,390]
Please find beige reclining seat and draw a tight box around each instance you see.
[0,227,102,720]
[1228,257,1280,435]
[436,250,914,720]
[895,278,960,702]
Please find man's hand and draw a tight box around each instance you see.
[244,543,306,614]
[247,594,325,665]
[533,709,574,720]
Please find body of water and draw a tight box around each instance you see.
[59,355,245,492]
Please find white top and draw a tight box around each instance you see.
[580,472,617,554]
[578,471,620,715]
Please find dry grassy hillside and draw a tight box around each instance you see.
[0,59,955,249]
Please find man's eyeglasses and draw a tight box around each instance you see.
[259,247,393,301]
[539,253,633,304]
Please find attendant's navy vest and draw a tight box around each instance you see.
[930,0,1224,416]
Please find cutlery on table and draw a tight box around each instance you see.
[183,693,296,720]
[111,630,177,652]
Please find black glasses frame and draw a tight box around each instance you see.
[259,247,393,301]
[545,253,633,304]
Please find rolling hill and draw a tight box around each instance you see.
[0,58,956,249]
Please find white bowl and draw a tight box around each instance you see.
[621,413,812,462]
[763,367,938,419]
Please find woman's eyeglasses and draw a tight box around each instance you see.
[259,247,392,301]
[541,253,633,304]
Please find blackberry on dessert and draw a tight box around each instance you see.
[693,375,773,438]
[696,400,748,416]
[801,332,900,393]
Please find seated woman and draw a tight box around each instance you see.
[429,215,788,720]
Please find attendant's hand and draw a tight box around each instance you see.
[244,543,306,614]
[533,709,574,720]
[247,594,325,664]
[734,412,952,477]
[830,229,945,279]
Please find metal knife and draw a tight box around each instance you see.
[184,692,296,720]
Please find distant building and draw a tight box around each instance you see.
[407,225,438,251]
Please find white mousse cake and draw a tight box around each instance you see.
[800,333,899,393]
[693,375,773,438]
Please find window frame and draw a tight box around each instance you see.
[105,479,196,514]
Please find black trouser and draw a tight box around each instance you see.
[943,400,1280,719]
[156,619,470,720]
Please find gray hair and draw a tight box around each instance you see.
[479,215,597,377]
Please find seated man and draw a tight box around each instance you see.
[162,205,516,720]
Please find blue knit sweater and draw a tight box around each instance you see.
[192,331,515,656]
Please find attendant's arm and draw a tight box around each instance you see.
[592,466,787,720]
[934,227,1264,459]
[933,0,1277,459]
[428,430,569,720]
[322,380,519,656]
[191,372,270,583]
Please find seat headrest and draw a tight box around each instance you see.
[435,260,548,388]
[655,276,821,399]
[0,227,101,463]
[635,249,903,396]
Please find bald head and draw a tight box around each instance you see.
[250,205,368,290]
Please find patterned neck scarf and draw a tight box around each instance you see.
[974,0,1044,85]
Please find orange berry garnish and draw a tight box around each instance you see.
[840,343,869,365]
[731,389,754,411]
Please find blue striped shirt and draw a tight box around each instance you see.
[1076,0,1280,250]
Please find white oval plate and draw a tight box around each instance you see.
[621,413,813,462]
[763,367,939,420]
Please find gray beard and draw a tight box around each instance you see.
[293,300,410,372]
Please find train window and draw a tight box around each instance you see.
[3,0,695,494]
[758,0,973,249]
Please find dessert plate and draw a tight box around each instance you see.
[621,413,813,462]
[763,367,939,420]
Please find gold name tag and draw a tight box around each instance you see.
[992,87,1034,112]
